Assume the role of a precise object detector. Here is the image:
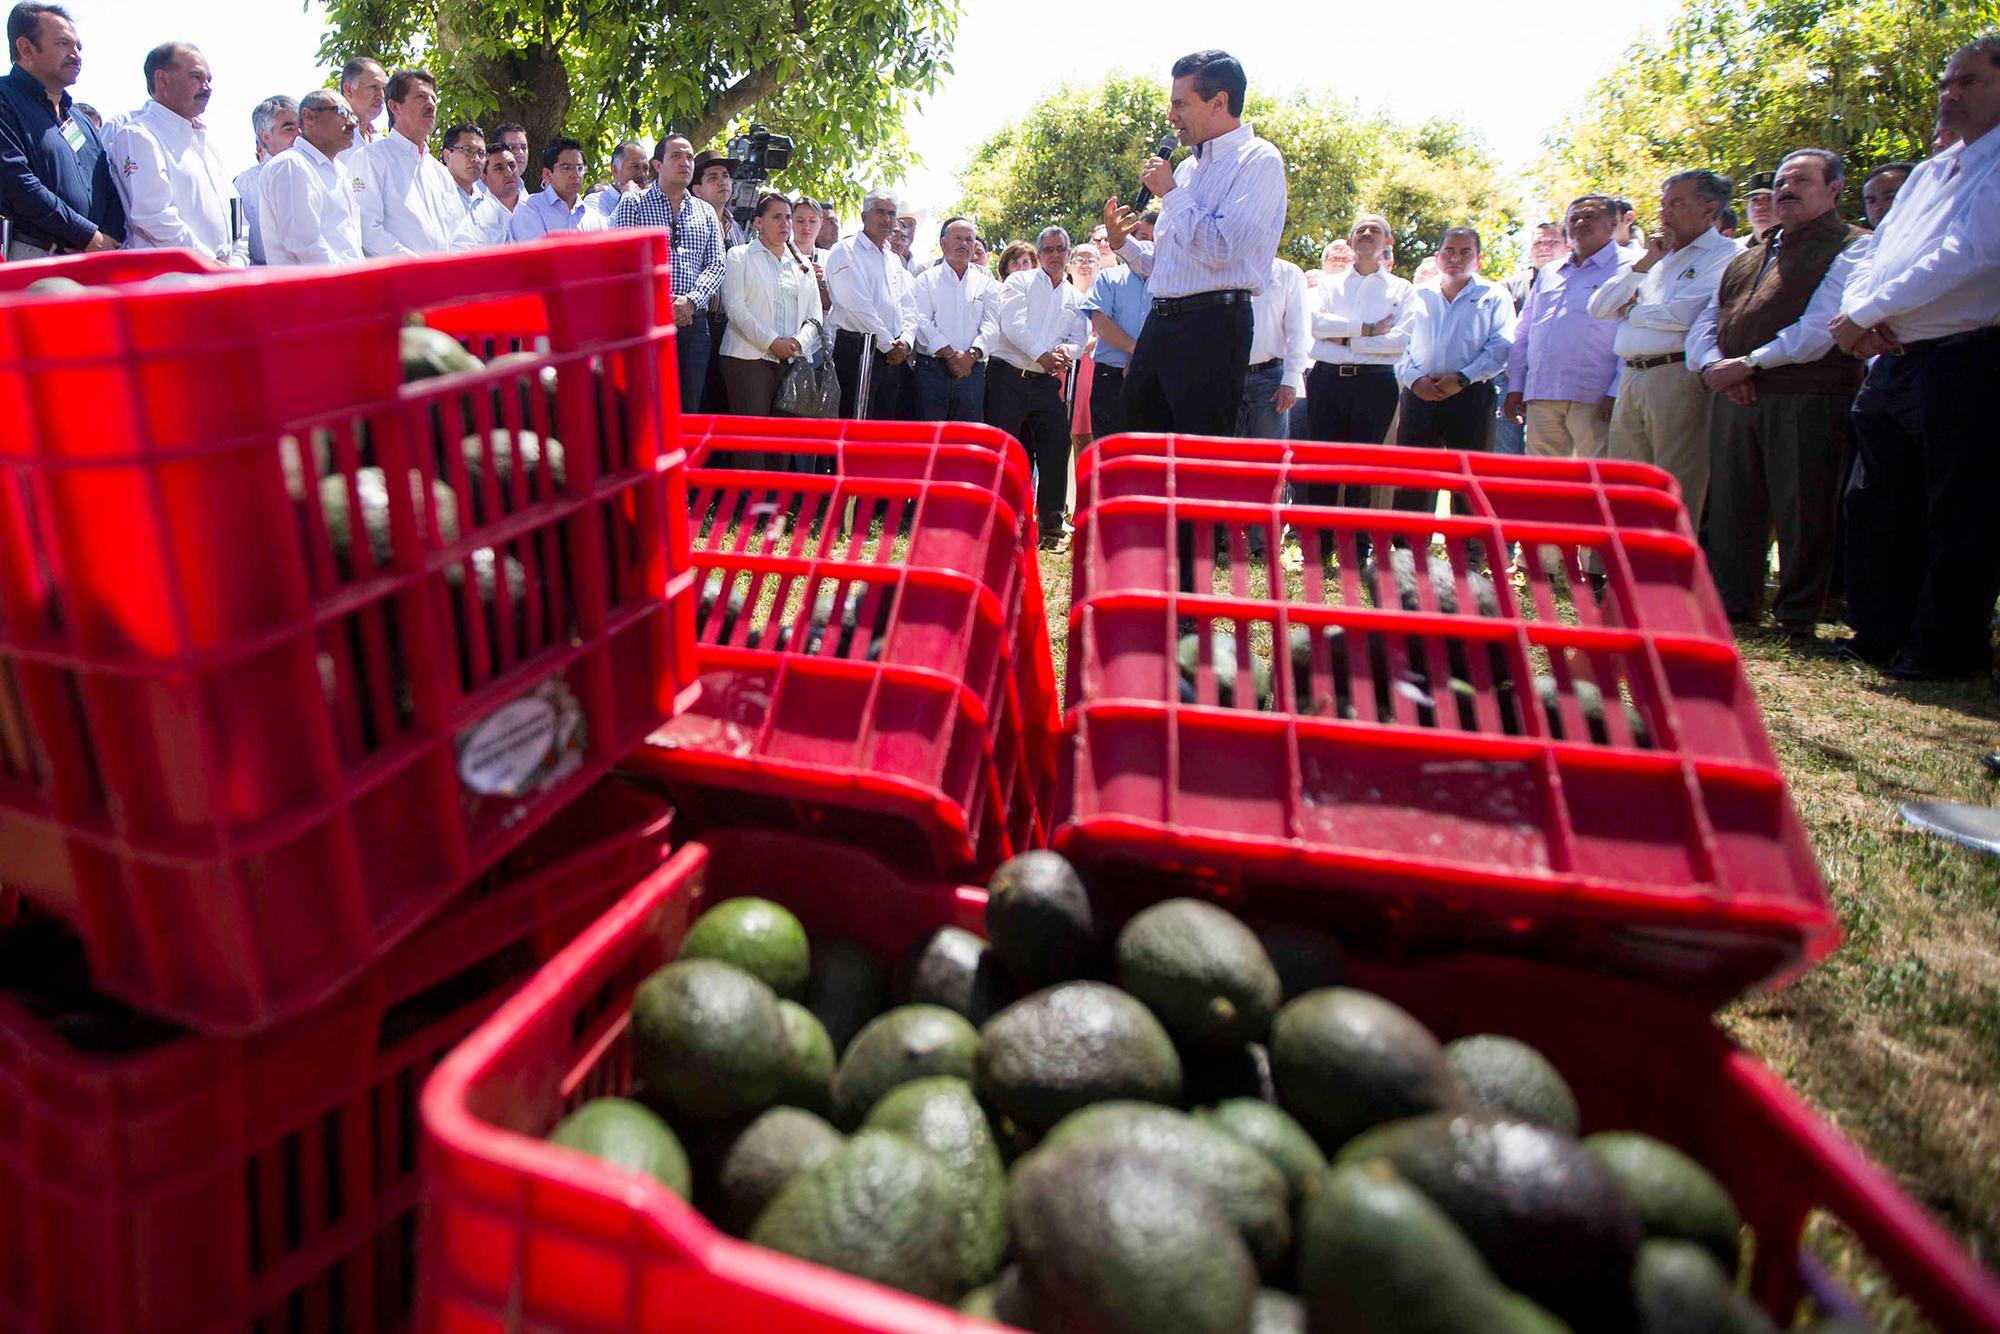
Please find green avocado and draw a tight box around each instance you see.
[831,1004,979,1127]
[547,1096,690,1198]
[975,982,1183,1140]
[1116,898,1283,1051]
[1269,988,1468,1151]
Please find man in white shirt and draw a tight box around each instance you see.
[1300,213,1411,503]
[354,67,476,257]
[1101,49,1287,435]
[339,57,387,149]
[1831,34,2000,679]
[912,216,998,422]
[1588,169,1739,516]
[592,139,651,222]
[987,225,1089,547]
[107,42,247,264]
[233,94,297,264]
[438,122,507,246]
[1238,256,1310,441]
[824,186,919,420]
[257,88,362,266]
[509,136,607,242]
[477,144,524,231]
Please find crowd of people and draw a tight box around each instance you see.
[2,3,1995,682]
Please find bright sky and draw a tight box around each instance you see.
[56,0,1684,220]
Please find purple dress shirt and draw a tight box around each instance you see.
[1505,242,1623,403]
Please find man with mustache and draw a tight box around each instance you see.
[106,40,245,263]
[0,2,124,257]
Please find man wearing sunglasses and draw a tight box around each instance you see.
[256,87,362,265]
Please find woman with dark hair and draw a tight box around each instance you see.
[720,192,824,428]
[995,240,1036,279]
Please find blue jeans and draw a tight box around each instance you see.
[1492,371,1525,455]
[1235,362,1289,440]
[675,314,711,416]
[912,353,988,421]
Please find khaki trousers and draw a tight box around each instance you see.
[1608,363,1712,525]
[1525,399,1609,460]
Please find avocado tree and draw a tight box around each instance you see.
[311,0,962,206]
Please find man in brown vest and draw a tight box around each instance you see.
[1687,148,1867,637]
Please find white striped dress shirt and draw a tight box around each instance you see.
[1115,120,1287,299]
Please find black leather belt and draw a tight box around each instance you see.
[1314,363,1393,377]
[1247,359,1281,374]
[1094,363,1126,379]
[1150,289,1251,316]
[1623,352,1686,370]
[1900,326,2000,356]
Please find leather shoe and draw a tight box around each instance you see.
[1833,640,1893,668]
[1981,752,2000,778]
[1885,652,1967,682]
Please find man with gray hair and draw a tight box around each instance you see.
[593,138,651,221]
[232,93,297,264]
[824,185,919,418]
[106,41,246,263]
[339,56,385,149]
[1587,168,1738,514]
[988,224,1088,547]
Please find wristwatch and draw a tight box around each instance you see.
[970,347,985,362]
[1451,371,1470,390]
[1744,349,1765,372]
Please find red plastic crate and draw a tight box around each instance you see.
[0,232,698,1033]
[0,248,226,293]
[1056,434,1837,1003]
[629,417,1056,879]
[415,830,2000,1334]
[0,778,675,1334]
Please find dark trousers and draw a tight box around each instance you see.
[1122,299,1253,435]
[986,361,1070,540]
[832,330,916,420]
[1091,364,1129,438]
[1703,391,1848,627]
[717,355,793,470]
[912,353,988,421]
[1844,332,2000,672]
[701,311,730,412]
[1392,381,1497,512]
[1300,363,1400,505]
[673,314,712,416]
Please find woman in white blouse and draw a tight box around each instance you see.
[720,192,824,419]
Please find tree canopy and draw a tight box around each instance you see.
[953,76,1521,279]
[312,0,961,207]
[1536,0,1998,224]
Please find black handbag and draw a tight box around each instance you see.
[773,315,840,418]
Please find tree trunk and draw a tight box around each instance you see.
[483,42,573,162]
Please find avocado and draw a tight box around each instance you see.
[1196,1098,1327,1204]
[864,1076,1007,1290]
[1008,1143,1258,1334]
[806,936,887,1055]
[959,1266,1038,1328]
[1338,1112,1644,1328]
[679,896,811,1001]
[24,275,86,295]
[1504,1294,1574,1334]
[401,324,484,382]
[1631,1239,1776,1334]
[775,1000,835,1115]
[1178,627,1275,710]
[831,1004,979,1126]
[1184,1041,1278,1107]
[546,1097,690,1197]
[630,959,789,1125]
[1269,988,1468,1151]
[1251,1289,1305,1334]
[749,1130,965,1302]
[975,982,1183,1139]
[1444,1034,1581,1136]
[710,1106,844,1236]
[1533,674,1652,747]
[1584,1131,1743,1269]
[903,925,1019,1027]
[318,467,462,571]
[1250,922,1346,1001]
[985,851,1102,990]
[1375,548,1500,617]
[1296,1160,1525,1334]
[1038,1101,1292,1273]
[1116,898,1283,1050]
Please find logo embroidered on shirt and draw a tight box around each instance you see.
[120,155,137,177]
[1680,266,1698,280]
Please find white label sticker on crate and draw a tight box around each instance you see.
[457,680,586,799]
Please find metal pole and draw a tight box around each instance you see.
[854,331,876,422]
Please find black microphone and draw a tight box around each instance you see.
[1131,131,1178,211]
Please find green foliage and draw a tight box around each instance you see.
[953,77,1520,280]
[1537,0,1999,227]
[311,0,962,209]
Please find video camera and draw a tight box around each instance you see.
[725,124,795,228]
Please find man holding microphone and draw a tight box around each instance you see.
[1103,49,1288,434]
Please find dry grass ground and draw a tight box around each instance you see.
[1038,546,2000,1324]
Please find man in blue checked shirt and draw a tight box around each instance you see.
[611,133,726,412]
[1080,214,1152,438]
[0,2,123,258]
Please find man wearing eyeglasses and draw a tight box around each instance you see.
[256,87,361,265]
[438,121,502,245]
[508,135,604,241]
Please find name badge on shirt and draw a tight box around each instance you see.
[60,117,87,155]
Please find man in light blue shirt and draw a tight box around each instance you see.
[593,139,651,221]
[1397,226,1516,451]
[1081,217,1152,437]
[508,136,606,242]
